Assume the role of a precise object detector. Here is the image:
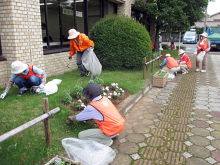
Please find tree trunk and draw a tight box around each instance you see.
[154,25,160,52]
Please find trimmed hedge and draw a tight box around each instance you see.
[89,14,152,70]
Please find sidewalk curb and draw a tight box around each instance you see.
[118,80,153,117]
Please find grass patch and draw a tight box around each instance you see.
[0,50,177,164]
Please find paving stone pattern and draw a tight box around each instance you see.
[111,52,220,165]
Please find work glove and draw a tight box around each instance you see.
[0,92,7,99]
[39,84,45,89]
[69,55,72,59]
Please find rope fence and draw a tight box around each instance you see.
[143,51,162,80]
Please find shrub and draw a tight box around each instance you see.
[63,92,72,105]
[161,44,169,46]
[73,83,83,99]
[89,14,152,70]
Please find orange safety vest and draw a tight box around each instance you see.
[197,39,209,54]
[18,64,41,82]
[180,54,191,69]
[170,44,175,50]
[90,96,125,136]
[166,57,179,69]
[69,33,94,56]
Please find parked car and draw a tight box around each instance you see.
[182,30,197,44]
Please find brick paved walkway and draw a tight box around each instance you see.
[111,51,220,165]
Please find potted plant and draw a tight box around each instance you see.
[161,44,169,49]
[45,155,82,165]
[153,71,169,88]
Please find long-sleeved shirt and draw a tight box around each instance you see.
[160,58,167,67]
[4,64,46,93]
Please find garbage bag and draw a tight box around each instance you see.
[82,49,102,77]
[38,79,62,95]
[197,51,206,63]
[168,73,175,79]
[62,138,116,165]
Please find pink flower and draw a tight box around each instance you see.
[108,96,111,99]
[114,91,117,96]
[78,99,82,102]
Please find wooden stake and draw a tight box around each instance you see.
[158,51,161,67]
[152,54,155,72]
[43,98,51,149]
[143,57,146,80]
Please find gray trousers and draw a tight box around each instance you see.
[162,66,181,74]
[78,128,113,146]
[77,48,90,75]
[180,64,189,73]
[196,53,207,70]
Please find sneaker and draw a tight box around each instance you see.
[79,74,84,77]
[17,90,28,96]
[196,69,200,72]
[182,72,187,74]
[201,70,206,73]
[85,71,90,77]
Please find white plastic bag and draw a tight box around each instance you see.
[168,73,175,79]
[197,51,206,63]
[62,138,116,165]
[82,49,102,77]
[38,79,62,95]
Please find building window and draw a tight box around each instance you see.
[0,35,7,61]
[40,0,116,55]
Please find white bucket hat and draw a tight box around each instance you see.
[11,61,27,74]
[68,29,80,39]
[165,53,171,57]
[200,32,208,38]
[178,49,185,55]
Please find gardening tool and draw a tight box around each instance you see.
[66,59,71,69]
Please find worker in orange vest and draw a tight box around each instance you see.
[68,83,125,146]
[68,29,94,77]
[0,61,46,99]
[160,53,180,76]
[177,49,191,74]
[196,32,210,73]
[170,41,176,50]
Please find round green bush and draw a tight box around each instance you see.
[89,14,152,70]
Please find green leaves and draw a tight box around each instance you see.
[89,14,152,70]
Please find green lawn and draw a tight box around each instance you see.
[0,49,178,164]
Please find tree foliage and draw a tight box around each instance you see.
[134,0,208,51]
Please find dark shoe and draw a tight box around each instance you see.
[174,72,177,76]
[79,74,84,77]
[85,71,90,77]
[17,90,28,96]
[33,91,39,94]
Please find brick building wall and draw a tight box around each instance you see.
[0,0,133,88]
[0,0,77,88]
[118,0,135,16]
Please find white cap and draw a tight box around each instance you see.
[200,32,208,38]
[178,49,185,55]
[68,29,80,39]
[165,53,171,57]
[11,61,27,74]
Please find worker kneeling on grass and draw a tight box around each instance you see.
[0,61,46,99]
[68,83,125,147]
